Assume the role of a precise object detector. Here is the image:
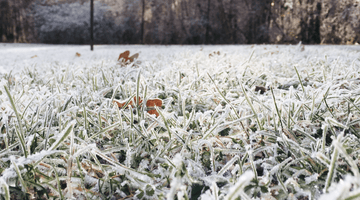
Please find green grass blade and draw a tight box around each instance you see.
[241,84,263,130]
[294,66,306,97]
[88,121,120,141]
[207,73,248,134]
[136,70,141,121]
[225,171,254,200]
[270,87,284,130]
[325,143,339,192]
[11,160,29,193]
[52,164,64,200]
[0,180,10,200]
[4,85,28,158]
[49,120,76,151]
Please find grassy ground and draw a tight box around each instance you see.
[0,44,360,199]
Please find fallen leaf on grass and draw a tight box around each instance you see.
[118,50,130,62]
[128,53,139,62]
[255,86,267,94]
[147,109,160,117]
[146,98,162,107]
[113,97,143,108]
[114,97,162,117]
[117,51,140,66]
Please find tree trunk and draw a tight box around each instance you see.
[205,0,211,44]
[216,0,233,43]
[140,0,145,44]
[90,0,93,50]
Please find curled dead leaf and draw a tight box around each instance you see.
[129,53,139,62]
[118,50,130,61]
[31,55,37,58]
[75,52,81,57]
[117,51,140,67]
[113,97,162,117]
[147,109,159,117]
[146,99,162,107]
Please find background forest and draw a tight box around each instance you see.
[1,0,360,44]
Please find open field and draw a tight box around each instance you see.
[0,44,360,199]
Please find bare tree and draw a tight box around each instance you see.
[205,0,211,43]
[0,0,35,43]
[140,0,145,44]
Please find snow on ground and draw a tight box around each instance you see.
[0,43,360,199]
[1,43,359,74]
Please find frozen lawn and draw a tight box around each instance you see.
[0,43,360,199]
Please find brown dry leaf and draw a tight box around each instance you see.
[117,51,140,67]
[114,97,162,117]
[81,162,91,172]
[114,97,144,109]
[133,96,143,105]
[147,109,159,117]
[146,98,162,107]
[113,100,127,108]
[75,52,81,57]
[31,55,37,58]
[118,50,130,61]
[39,162,51,169]
[75,186,83,192]
[255,86,267,94]
[146,98,162,117]
[128,53,139,62]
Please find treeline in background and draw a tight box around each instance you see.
[1,0,360,44]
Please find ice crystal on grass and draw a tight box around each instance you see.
[0,44,359,199]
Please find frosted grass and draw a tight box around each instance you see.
[0,44,359,199]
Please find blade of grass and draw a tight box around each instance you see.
[322,124,329,152]
[345,190,360,200]
[325,135,341,193]
[241,84,263,130]
[0,179,10,200]
[333,139,359,177]
[218,155,240,176]
[294,66,306,97]
[4,85,28,158]
[136,70,141,122]
[141,85,147,120]
[49,120,76,151]
[248,150,258,181]
[155,107,172,140]
[110,84,121,107]
[67,119,76,199]
[11,160,29,194]
[207,73,249,135]
[155,107,185,145]
[225,171,254,200]
[270,87,284,130]
[87,121,120,141]
[92,149,153,181]
[52,164,64,200]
